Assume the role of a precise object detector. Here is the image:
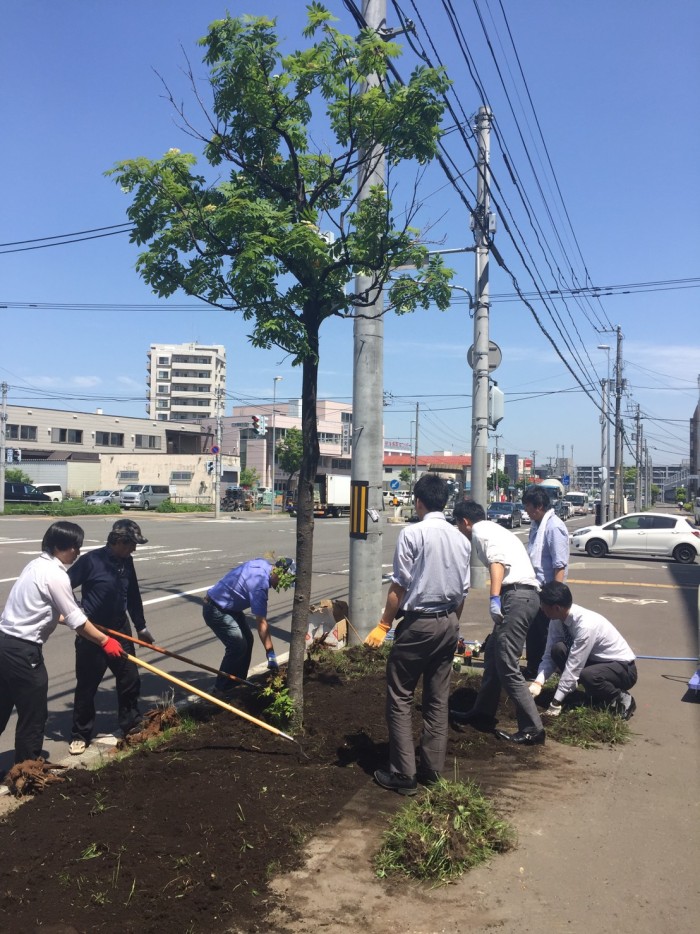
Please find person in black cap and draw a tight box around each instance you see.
[203,555,295,698]
[66,518,155,754]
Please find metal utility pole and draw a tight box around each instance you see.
[271,376,283,514]
[470,104,493,588]
[413,402,419,492]
[597,344,612,522]
[634,405,642,508]
[0,382,8,514]
[493,434,502,501]
[530,451,537,481]
[349,0,386,639]
[613,326,624,516]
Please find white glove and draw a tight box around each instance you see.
[528,681,543,697]
[544,701,562,717]
[489,596,504,625]
[138,627,156,645]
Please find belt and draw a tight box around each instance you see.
[403,606,457,619]
[501,583,539,593]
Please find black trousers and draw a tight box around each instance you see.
[525,608,550,675]
[0,634,49,762]
[551,642,637,704]
[72,627,141,741]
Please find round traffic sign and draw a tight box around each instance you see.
[211,445,220,455]
[467,341,502,372]
[390,479,400,490]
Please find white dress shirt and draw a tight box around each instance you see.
[470,520,539,588]
[0,552,87,644]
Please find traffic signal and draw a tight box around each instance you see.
[259,416,267,435]
[251,414,261,435]
[206,460,215,475]
[13,449,22,463]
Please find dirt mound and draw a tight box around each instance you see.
[0,662,560,933]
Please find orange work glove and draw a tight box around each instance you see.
[365,621,391,648]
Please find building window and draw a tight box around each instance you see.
[118,470,139,481]
[157,414,168,421]
[6,424,18,439]
[157,357,169,365]
[6,424,37,441]
[95,431,125,447]
[51,428,83,444]
[157,385,169,394]
[135,434,162,450]
[330,458,351,470]
[170,471,193,482]
[156,400,169,409]
[157,370,169,379]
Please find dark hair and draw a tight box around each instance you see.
[107,528,135,546]
[540,581,573,608]
[452,499,485,523]
[521,486,550,510]
[413,474,448,512]
[42,521,84,554]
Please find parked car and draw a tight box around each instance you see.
[570,512,700,564]
[84,489,122,506]
[33,483,64,502]
[119,484,171,510]
[519,505,531,524]
[3,481,51,504]
[487,502,523,528]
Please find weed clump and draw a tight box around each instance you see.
[547,706,632,748]
[374,779,516,883]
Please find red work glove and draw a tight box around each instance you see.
[101,637,125,658]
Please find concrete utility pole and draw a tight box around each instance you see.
[470,105,493,588]
[413,402,419,492]
[214,385,224,520]
[271,376,282,514]
[634,405,642,508]
[493,434,502,501]
[0,381,8,514]
[613,326,624,516]
[597,344,612,522]
[349,0,386,638]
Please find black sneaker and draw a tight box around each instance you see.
[373,769,418,796]
[416,767,441,787]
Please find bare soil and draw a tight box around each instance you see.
[0,651,584,934]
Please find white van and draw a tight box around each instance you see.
[119,484,171,510]
[33,483,64,502]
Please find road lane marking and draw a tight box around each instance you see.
[568,578,696,590]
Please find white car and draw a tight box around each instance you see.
[570,512,700,565]
[84,489,121,505]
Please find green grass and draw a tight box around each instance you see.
[374,778,516,883]
[547,705,632,748]
[305,642,392,679]
[155,501,213,513]
[2,502,121,517]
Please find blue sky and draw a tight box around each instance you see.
[1,1,698,469]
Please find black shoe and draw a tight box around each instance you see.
[374,769,418,796]
[449,708,497,730]
[495,728,546,746]
[416,767,441,787]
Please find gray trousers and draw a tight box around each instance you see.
[386,611,460,776]
[473,588,543,733]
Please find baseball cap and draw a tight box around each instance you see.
[112,518,148,544]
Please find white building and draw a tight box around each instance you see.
[147,342,226,422]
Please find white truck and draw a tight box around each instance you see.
[313,473,352,518]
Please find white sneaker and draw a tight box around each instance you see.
[69,739,87,755]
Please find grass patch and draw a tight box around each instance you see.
[155,501,213,513]
[2,502,121,517]
[374,779,516,883]
[547,705,632,748]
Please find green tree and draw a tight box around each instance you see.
[487,470,510,496]
[650,484,660,505]
[4,467,33,484]
[240,466,259,489]
[276,427,303,491]
[398,468,412,486]
[108,6,452,723]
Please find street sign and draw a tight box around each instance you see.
[562,474,570,486]
[211,445,220,455]
[390,479,400,490]
[467,341,502,372]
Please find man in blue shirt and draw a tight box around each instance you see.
[203,556,295,697]
[68,519,155,754]
[521,486,569,677]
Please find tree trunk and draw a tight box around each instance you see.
[286,324,320,730]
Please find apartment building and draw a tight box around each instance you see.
[147,342,226,422]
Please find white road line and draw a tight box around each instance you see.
[142,587,209,606]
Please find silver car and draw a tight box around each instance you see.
[84,489,121,505]
[570,512,699,564]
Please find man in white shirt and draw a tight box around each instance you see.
[366,474,471,794]
[451,500,544,745]
[0,521,124,764]
[529,582,637,720]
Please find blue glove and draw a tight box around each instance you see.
[489,596,504,624]
[266,650,279,672]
